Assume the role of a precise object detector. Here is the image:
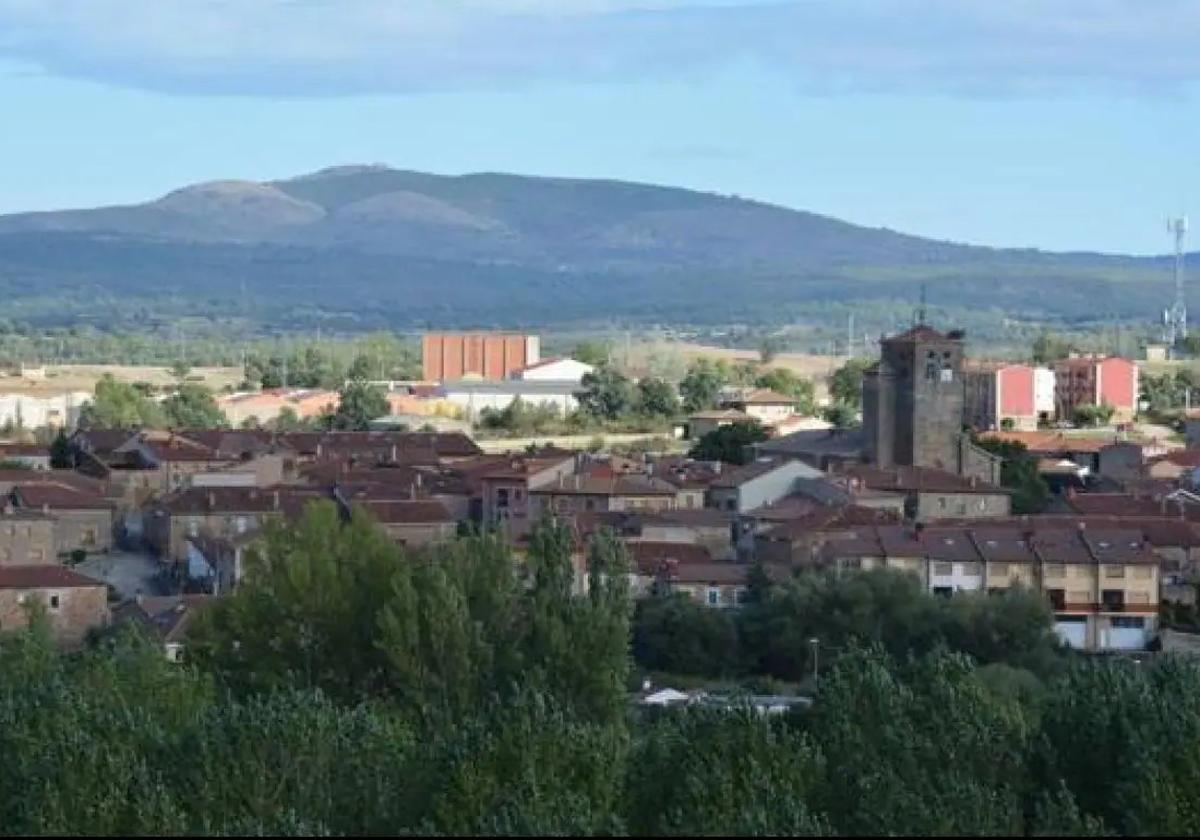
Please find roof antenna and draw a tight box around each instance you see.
[915,283,927,326]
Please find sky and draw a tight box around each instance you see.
[0,0,1198,254]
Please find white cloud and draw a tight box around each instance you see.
[1,0,1199,96]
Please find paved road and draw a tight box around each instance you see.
[76,551,164,600]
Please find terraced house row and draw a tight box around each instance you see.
[820,523,1159,651]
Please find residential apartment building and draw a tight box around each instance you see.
[530,475,679,519]
[820,523,1160,651]
[963,362,1055,431]
[1053,355,1138,423]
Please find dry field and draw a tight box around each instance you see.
[0,364,244,395]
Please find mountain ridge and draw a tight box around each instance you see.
[0,165,1182,332]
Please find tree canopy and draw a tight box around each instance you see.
[688,421,768,464]
[78,374,166,428]
[162,383,228,429]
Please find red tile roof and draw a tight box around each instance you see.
[354,499,456,524]
[0,566,105,589]
[12,482,112,511]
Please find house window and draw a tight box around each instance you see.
[496,488,510,509]
[514,489,524,501]
[707,588,721,606]
[734,588,747,606]
[989,563,1010,578]
[584,499,596,511]
[938,498,947,510]
[1101,589,1125,611]
[48,594,60,611]
[933,562,954,577]
[1132,567,1152,579]
[1044,564,1064,579]
[725,499,737,512]
[1104,565,1125,579]
[1111,616,1144,629]
[82,530,96,547]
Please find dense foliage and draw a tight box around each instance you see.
[973,436,1050,514]
[688,421,769,464]
[2,510,1197,836]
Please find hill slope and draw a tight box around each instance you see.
[0,165,1179,332]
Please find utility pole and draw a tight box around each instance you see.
[847,313,855,359]
[809,637,820,684]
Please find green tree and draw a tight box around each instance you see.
[632,594,741,677]
[688,421,768,464]
[326,378,389,431]
[756,368,816,414]
[271,406,306,431]
[973,436,1050,514]
[827,358,871,409]
[679,358,729,412]
[822,403,858,429]
[634,376,681,419]
[49,429,73,469]
[162,383,228,428]
[572,340,611,367]
[78,374,167,428]
[1072,401,1116,428]
[1032,332,1074,364]
[758,336,783,364]
[575,365,634,422]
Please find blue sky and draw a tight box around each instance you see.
[0,0,1197,254]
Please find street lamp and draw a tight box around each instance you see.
[809,637,820,684]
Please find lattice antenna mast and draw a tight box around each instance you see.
[1166,216,1189,346]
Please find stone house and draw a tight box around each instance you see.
[0,565,109,647]
[9,482,115,556]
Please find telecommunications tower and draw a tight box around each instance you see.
[1163,216,1189,347]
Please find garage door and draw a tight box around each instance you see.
[1055,619,1088,649]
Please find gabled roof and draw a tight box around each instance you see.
[0,565,105,589]
[710,458,814,490]
[842,465,1006,494]
[11,482,112,511]
[113,594,217,643]
[533,474,678,497]
[734,388,795,405]
[353,499,456,525]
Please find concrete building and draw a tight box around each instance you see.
[0,565,109,647]
[530,475,679,519]
[217,389,338,427]
[422,332,539,382]
[723,389,796,427]
[963,362,1055,431]
[1053,355,1138,424]
[0,390,91,430]
[514,358,594,383]
[707,458,822,514]
[687,409,754,440]
[440,379,583,420]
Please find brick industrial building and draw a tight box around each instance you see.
[422,333,540,382]
[1053,355,1138,423]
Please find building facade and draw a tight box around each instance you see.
[422,333,540,382]
[1053,355,1138,423]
